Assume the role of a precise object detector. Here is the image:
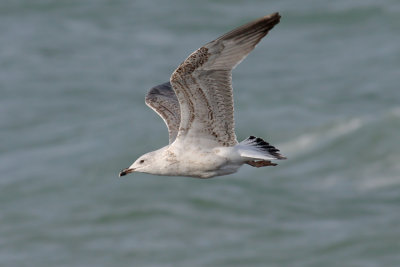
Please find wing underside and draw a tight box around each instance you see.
[145,82,181,144]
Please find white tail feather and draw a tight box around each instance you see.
[236,136,286,161]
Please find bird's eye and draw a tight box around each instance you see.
[139,160,144,164]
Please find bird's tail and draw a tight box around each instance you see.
[236,136,286,167]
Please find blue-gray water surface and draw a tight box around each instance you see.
[1,0,400,266]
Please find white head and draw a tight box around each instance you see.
[119,148,167,177]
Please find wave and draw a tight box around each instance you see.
[279,117,364,157]
[278,108,400,191]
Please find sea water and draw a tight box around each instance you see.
[1,0,399,266]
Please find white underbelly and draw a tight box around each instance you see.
[170,146,242,178]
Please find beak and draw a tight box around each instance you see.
[119,168,135,177]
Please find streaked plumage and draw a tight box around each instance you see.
[120,12,286,178]
[145,82,180,144]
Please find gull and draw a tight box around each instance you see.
[120,12,286,178]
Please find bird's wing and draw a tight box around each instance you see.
[145,82,181,144]
[170,12,281,147]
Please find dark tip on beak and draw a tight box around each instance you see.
[119,168,134,177]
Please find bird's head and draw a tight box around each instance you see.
[119,153,152,177]
[119,148,167,177]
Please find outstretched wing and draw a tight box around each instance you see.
[145,82,181,144]
[170,12,281,147]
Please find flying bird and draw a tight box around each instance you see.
[120,12,286,178]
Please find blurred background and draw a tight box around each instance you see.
[1,0,399,266]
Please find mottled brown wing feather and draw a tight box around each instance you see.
[170,13,281,147]
[145,82,181,144]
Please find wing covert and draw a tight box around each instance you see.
[170,13,281,147]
